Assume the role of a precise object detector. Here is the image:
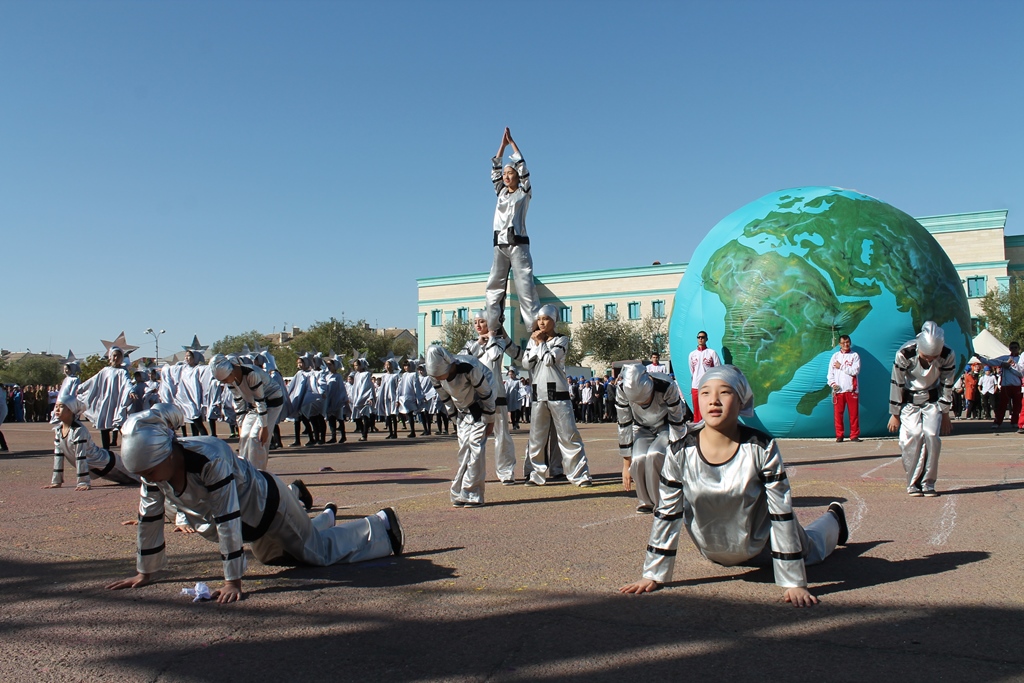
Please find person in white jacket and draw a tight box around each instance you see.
[827,335,862,442]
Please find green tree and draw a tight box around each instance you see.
[291,318,416,370]
[210,331,275,355]
[555,322,585,367]
[79,354,109,382]
[979,279,1024,344]
[573,313,666,366]
[439,318,476,354]
[0,355,64,386]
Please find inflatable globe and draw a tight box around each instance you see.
[670,187,972,437]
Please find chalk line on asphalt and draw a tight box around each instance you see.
[930,494,959,545]
[340,490,445,509]
[581,513,643,529]
[835,484,866,537]
[861,457,901,478]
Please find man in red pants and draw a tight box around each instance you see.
[828,335,861,442]
[977,342,1023,431]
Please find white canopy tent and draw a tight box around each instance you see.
[971,328,1010,364]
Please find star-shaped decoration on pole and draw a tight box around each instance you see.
[182,335,209,352]
[100,331,140,355]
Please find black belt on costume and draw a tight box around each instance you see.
[494,233,530,247]
[242,470,280,542]
[532,382,570,401]
[92,450,117,477]
[496,397,507,406]
[902,388,939,405]
[266,396,284,408]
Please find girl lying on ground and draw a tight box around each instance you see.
[620,365,848,607]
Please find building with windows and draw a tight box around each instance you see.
[417,209,1017,363]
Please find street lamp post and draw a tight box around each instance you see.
[144,328,166,362]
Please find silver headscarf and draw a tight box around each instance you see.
[55,392,85,418]
[697,365,755,417]
[619,363,653,405]
[107,345,124,361]
[916,321,945,356]
[209,354,236,382]
[120,404,185,473]
[424,345,455,378]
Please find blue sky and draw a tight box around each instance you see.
[3,0,1021,359]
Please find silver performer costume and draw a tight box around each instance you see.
[397,366,424,416]
[889,322,956,495]
[348,360,375,420]
[461,334,523,484]
[643,424,840,589]
[485,151,540,334]
[76,363,131,431]
[426,347,496,506]
[175,353,212,427]
[123,409,397,582]
[523,308,592,487]
[52,397,137,487]
[615,363,688,512]
[211,356,284,471]
[288,358,323,420]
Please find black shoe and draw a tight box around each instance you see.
[305,439,319,447]
[381,508,404,555]
[407,432,416,438]
[358,436,367,442]
[828,501,848,545]
[288,441,302,447]
[325,437,337,444]
[850,437,862,442]
[292,479,313,511]
[325,502,338,516]
[500,479,516,486]
[836,437,844,442]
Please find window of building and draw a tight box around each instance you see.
[558,306,572,323]
[653,333,666,353]
[431,310,443,326]
[605,303,618,319]
[966,276,987,298]
[628,302,641,320]
[457,307,469,322]
[582,305,594,322]
[971,317,984,336]
[652,300,666,319]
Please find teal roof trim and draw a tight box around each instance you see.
[953,260,1009,270]
[916,210,1008,234]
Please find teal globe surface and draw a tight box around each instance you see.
[670,187,972,438]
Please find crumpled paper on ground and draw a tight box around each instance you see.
[181,582,212,602]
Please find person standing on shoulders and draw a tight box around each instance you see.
[827,335,861,442]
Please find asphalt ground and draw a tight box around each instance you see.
[1,417,1023,682]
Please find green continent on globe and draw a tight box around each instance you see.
[744,193,972,336]
[702,242,872,406]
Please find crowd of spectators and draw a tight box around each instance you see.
[3,384,59,423]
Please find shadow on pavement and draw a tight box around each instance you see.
[0,546,1018,681]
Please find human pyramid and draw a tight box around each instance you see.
[39,129,959,607]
